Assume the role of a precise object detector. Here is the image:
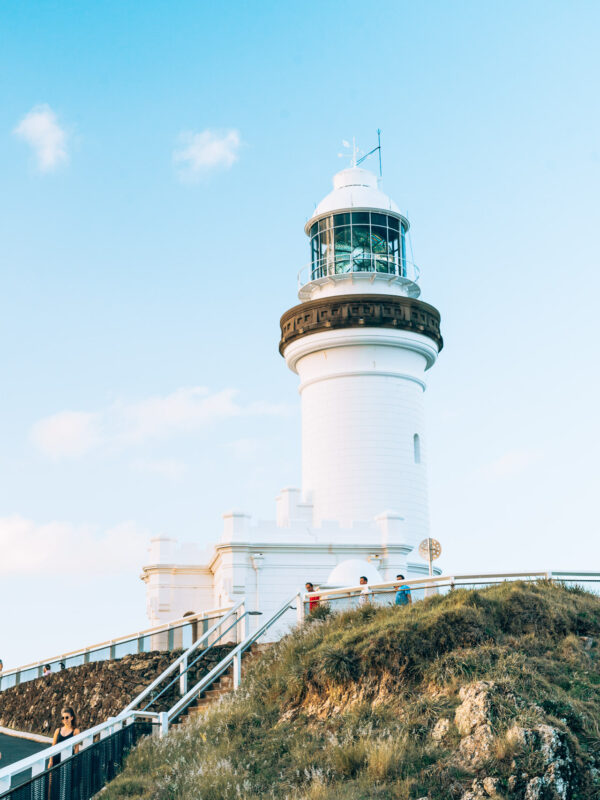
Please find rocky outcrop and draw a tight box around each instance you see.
[455,681,496,767]
[0,646,234,736]
[505,724,576,799]
[445,680,587,800]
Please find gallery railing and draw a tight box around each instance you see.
[299,571,600,618]
[0,605,233,691]
[297,254,420,288]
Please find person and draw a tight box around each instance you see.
[43,664,52,677]
[359,575,371,605]
[394,574,412,606]
[49,707,80,763]
[49,707,80,799]
[305,582,320,612]
[59,662,66,670]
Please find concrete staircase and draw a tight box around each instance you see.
[178,643,272,725]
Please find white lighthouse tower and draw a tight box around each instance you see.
[142,158,443,631]
[279,163,443,541]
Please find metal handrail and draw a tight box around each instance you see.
[122,600,245,713]
[302,570,600,605]
[0,604,233,683]
[140,608,252,712]
[0,710,156,793]
[298,255,420,288]
[0,601,246,793]
[166,594,298,725]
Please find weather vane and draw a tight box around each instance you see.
[338,130,382,176]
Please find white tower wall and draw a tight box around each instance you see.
[284,327,437,531]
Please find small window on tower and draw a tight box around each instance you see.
[413,434,421,464]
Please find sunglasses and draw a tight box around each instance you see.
[61,715,71,720]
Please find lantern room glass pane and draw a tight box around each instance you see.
[333,212,351,227]
[401,229,407,275]
[351,212,369,224]
[349,225,370,271]
[371,212,387,227]
[371,225,391,273]
[388,216,400,232]
[370,226,388,253]
[388,228,400,274]
[334,226,352,273]
[311,236,320,278]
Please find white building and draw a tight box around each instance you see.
[141,161,443,630]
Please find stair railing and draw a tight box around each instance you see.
[163,593,300,732]
[0,600,247,797]
[138,607,261,713]
[123,599,246,713]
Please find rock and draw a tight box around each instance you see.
[524,776,544,799]
[459,778,503,800]
[459,723,494,767]
[507,723,574,799]
[454,682,499,767]
[460,779,485,799]
[455,681,496,736]
[431,717,451,741]
[482,776,499,794]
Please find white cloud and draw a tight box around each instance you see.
[31,386,290,460]
[130,457,187,480]
[13,104,68,172]
[225,437,262,460]
[0,515,147,576]
[173,128,241,179]
[30,411,101,459]
[479,448,542,480]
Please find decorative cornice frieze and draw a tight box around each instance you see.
[279,294,443,354]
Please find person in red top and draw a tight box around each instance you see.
[305,582,320,611]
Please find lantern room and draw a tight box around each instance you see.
[301,166,420,298]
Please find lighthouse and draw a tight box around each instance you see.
[142,157,444,630]
[279,164,443,541]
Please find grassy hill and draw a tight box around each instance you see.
[103,581,600,799]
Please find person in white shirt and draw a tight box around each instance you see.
[359,575,371,605]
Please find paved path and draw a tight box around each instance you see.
[0,732,47,766]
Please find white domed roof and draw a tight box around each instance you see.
[305,166,403,234]
[326,558,382,587]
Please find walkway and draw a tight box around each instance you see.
[0,732,47,766]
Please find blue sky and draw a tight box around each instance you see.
[1,0,599,666]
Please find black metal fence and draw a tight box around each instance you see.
[0,720,153,800]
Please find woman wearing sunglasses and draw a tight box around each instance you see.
[48,707,80,798]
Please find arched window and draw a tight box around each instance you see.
[413,434,421,464]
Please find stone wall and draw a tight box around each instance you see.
[0,646,233,736]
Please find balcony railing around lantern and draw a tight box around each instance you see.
[298,254,420,288]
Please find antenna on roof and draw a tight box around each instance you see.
[356,129,383,177]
